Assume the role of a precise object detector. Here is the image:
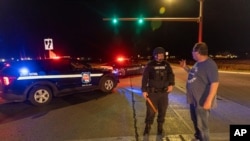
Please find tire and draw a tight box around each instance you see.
[28,86,52,106]
[99,77,115,93]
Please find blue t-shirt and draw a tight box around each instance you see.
[186,58,219,108]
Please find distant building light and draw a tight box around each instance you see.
[20,57,32,60]
[215,54,238,59]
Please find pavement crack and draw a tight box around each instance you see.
[129,77,139,141]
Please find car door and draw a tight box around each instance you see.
[46,59,84,91]
[69,60,99,90]
[125,60,139,75]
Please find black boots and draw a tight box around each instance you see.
[143,124,151,135]
[143,123,165,141]
[143,123,164,136]
[157,123,164,135]
[143,124,151,141]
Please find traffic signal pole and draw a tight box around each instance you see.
[198,0,204,42]
[103,17,199,22]
[103,0,204,42]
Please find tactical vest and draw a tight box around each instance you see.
[148,61,170,89]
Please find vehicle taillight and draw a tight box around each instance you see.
[2,76,15,86]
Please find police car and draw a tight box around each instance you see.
[0,58,119,106]
[100,57,145,77]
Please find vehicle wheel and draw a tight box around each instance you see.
[99,77,115,93]
[28,86,52,106]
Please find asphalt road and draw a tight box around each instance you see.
[0,66,250,141]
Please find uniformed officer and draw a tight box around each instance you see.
[141,47,175,137]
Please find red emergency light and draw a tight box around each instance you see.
[117,57,125,62]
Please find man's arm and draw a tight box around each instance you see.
[141,64,150,99]
[164,62,175,93]
[179,59,190,72]
[141,66,149,92]
[203,82,219,109]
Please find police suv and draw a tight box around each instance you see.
[100,58,145,77]
[0,58,119,106]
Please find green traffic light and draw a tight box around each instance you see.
[138,18,144,24]
[112,18,118,24]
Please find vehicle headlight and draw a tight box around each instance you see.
[112,69,119,74]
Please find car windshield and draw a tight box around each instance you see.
[107,60,130,67]
[71,60,92,70]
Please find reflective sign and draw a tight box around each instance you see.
[44,38,53,50]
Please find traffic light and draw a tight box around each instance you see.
[137,17,144,25]
[112,17,118,25]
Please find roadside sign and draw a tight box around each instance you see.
[44,38,53,50]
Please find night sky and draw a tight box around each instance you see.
[0,0,249,60]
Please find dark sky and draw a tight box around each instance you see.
[0,0,250,60]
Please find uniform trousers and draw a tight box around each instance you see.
[145,91,169,124]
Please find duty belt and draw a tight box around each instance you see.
[148,87,166,93]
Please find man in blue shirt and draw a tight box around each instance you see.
[180,42,219,141]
